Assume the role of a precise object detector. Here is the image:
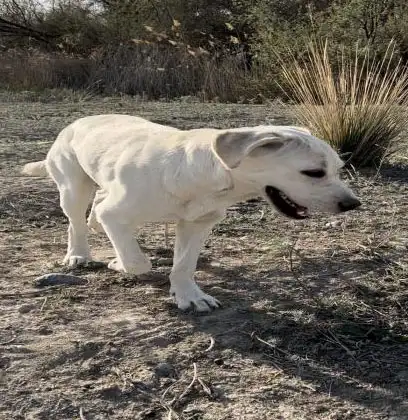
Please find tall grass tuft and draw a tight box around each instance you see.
[279,41,408,168]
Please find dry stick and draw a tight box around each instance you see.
[161,398,180,420]
[359,300,387,317]
[250,334,285,372]
[165,407,179,420]
[175,362,198,403]
[319,328,356,359]
[205,337,215,352]
[161,380,180,402]
[197,378,212,396]
[256,209,265,222]
[0,286,69,299]
[252,334,290,358]
[79,407,87,420]
[163,361,212,414]
[299,382,317,392]
[161,363,200,419]
[40,297,48,311]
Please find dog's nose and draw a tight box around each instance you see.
[338,197,361,212]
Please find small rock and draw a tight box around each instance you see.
[37,326,53,335]
[154,362,176,378]
[155,247,173,257]
[98,385,122,399]
[209,261,221,268]
[156,258,173,266]
[33,273,88,287]
[137,408,159,419]
[325,220,343,228]
[0,357,11,369]
[18,303,37,313]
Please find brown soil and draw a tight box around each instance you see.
[1,95,408,419]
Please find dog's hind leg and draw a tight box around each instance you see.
[47,155,96,267]
[170,211,225,312]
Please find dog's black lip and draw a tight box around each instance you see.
[265,186,308,219]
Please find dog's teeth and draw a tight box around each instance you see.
[279,191,304,212]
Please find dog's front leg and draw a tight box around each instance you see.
[170,211,224,311]
[96,194,152,275]
[87,189,107,233]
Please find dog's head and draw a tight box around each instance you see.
[212,126,361,219]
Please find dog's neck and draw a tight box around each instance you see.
[181,180,261,222]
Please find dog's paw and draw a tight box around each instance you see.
[170,282,221,312]
[108,258,152,275]
[63,255,92,268]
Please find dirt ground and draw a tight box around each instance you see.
[1,93,408,420]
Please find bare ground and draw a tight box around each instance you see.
[1,94,408,420]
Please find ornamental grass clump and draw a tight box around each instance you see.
[280,41,408,168]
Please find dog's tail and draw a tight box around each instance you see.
[21,160,48,177]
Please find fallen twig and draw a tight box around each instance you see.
[162,361,212,411]
[40,297,48,311]
[197,377,212,396]
[0,287,63,298]
[205,337,215,352]
[161,380,180,402]
[79,407,87,420]
[256,209,265,221]
[176,362,198,402]
[252,334,290,358]
[320,328,355,359]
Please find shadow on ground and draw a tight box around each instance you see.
[171,247,408,417]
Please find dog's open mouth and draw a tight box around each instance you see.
[265,186,308,219]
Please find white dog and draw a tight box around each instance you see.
[22,115,361,311]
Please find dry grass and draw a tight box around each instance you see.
[279,40,408,168]
[0,46,263,102]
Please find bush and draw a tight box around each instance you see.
[279,40,408,168]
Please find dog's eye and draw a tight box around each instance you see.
[301,169,326,178]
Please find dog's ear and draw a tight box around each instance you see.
[211,131,285,169]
